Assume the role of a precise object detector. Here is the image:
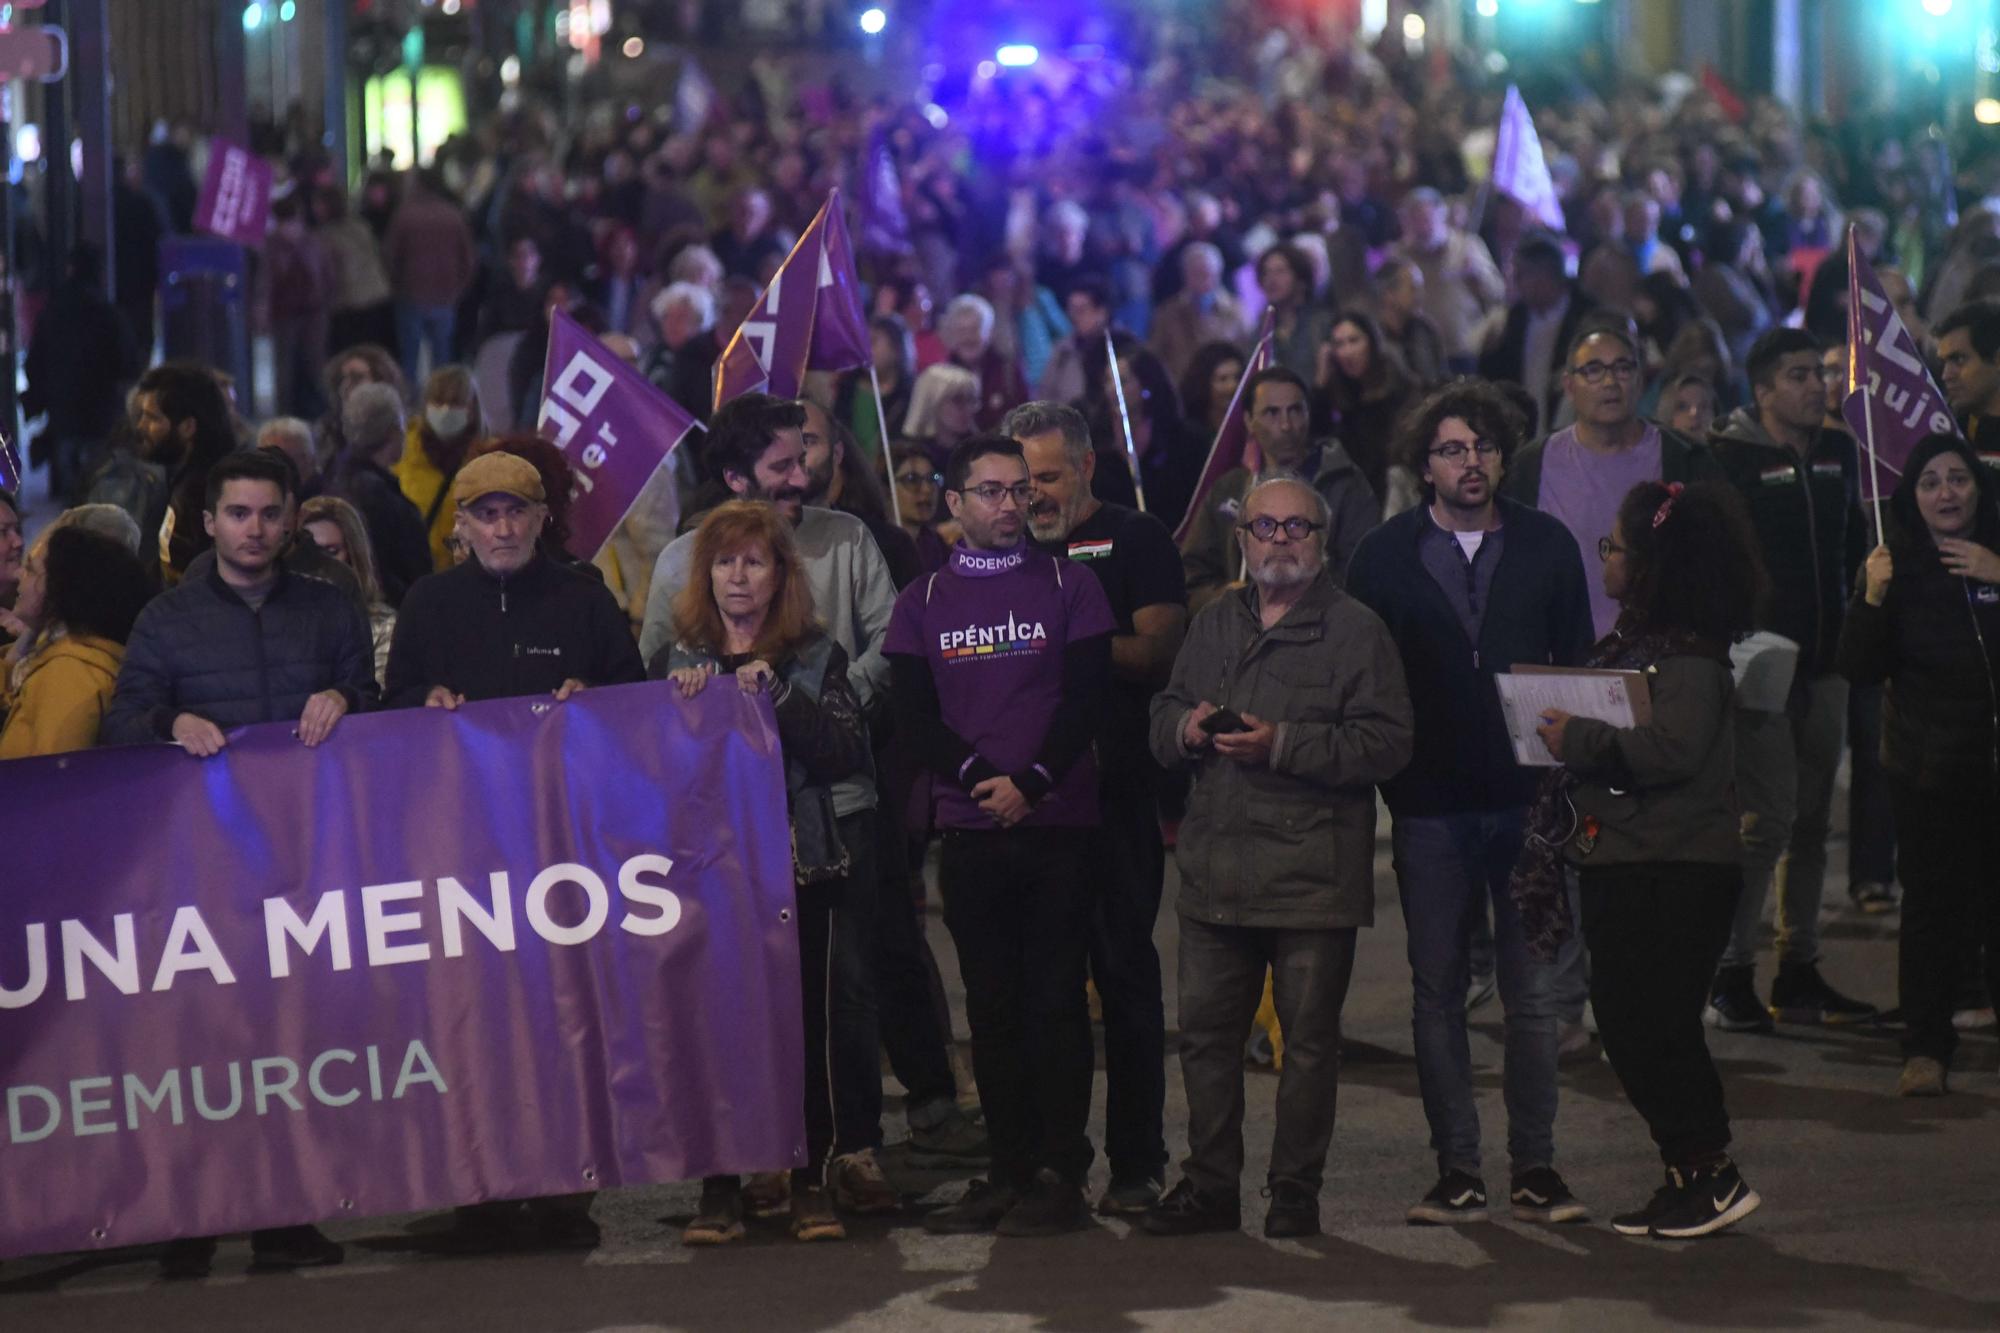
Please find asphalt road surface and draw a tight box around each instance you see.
[4,831,1996,1332]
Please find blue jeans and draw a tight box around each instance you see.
[1391,809,1560,1178]
[396,301,457,386]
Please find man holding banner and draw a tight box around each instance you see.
[383,452,644,716]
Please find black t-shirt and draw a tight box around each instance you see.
[1034,501,1188,795]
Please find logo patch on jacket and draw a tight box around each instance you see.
[1066,539,1114,561]
[1811,460,1844,480]
[1758,465,1796,486]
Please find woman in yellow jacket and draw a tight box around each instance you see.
[395,364,486,571]
[0,525,155,760]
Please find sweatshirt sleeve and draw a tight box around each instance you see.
[1012,634,1112,802]
[638,534,694,666]
[1562,656,1732,790]
[844,524,898,710]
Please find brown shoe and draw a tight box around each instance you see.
[1899,1056,1947,1097]
[682,1177,746,1246]
[829,1149,901,1215]
[790,1185,846,1241]
[743,1170,791,1219]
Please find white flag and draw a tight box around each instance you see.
[1492,86,1565,232]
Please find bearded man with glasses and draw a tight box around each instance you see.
[1347,379,1596,1229]
[1141,475,1413,1240]
[886,434,1116,1239]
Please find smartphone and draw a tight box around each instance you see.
[1199,707,1251,736]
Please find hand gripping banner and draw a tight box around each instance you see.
[0,682,803,1259]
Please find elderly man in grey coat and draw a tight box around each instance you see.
[1141,475,1413,1242]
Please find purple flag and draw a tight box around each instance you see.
[1492,86,1565,234]
[538,308,701,559]
[1843,230,1957,503]
[861,128,912,258]
[0,681,803,1260]
[192,139,274,247]
[1173,311,1275,546]
[714,189,874,408]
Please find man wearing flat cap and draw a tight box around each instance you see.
[382,449,644,713]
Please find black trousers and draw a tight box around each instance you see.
[1579,862,1740,1167]
[1087,784,1168,1186]
[938,826,1097,1188]
[1847,685,1898,886]
[1891,780,2000,1065]
[870,796,959,1111]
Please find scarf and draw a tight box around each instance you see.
[1508,623,1725,961]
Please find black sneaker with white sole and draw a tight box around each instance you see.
[1509,1166,1590,1223]
[1706,966,1775,1033]
[1406,1169,1488,1225]
[1648,1160,1760,1239]
[1611,1169,1688,1237]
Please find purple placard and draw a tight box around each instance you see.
[0,681,803,1259]
[537,308,701,559]
[192,139,274,247]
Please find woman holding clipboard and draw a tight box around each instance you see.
[1513,480,1770,1239]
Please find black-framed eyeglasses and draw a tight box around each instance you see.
[1597,537,1631,561]
[954,482,1034,507]
[895,470,941,488]
[1427,440,1502,464]
[1569,358,1640,384]
[1239,515,1325,542]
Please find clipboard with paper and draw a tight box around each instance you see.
[1495,665,1654,768]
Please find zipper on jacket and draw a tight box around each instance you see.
[1964,577,2000,784]
[1796,449,1824,665]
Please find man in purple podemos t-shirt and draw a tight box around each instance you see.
[886,435,1114,1238]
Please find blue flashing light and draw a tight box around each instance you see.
[243,2,264,30]
[995,43,1039,68]
[859,7,886,35]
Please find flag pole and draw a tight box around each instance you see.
[870,364,901,526]
[1105,329,1148,513]
[1862,384,1884,542]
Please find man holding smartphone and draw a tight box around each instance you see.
[1143,476,1413,1240]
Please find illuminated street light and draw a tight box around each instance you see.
[279,0,297,20]
[1476,0,1499,17]
[996,43,1039,67]
[243,2,264,30]
[1976,97,2000,124]
[859,7,886,35]
[1922,0,1953,16]
[623,36,644,57]
[1403,14,1426,41]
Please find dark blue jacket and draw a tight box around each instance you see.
[1346,497,1593,815]
[102,563,377,745]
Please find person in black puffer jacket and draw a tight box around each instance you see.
[1838,433,2000,1096]
[102,453,377,749]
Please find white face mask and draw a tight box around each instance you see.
[427,404,470,438]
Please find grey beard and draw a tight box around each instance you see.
[1251,554,1322,592]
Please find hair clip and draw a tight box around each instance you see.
[1652,481,1685,529]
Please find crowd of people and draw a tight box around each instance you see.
[3,12,2000,1272]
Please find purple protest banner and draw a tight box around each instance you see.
[192,139,274,247]
[538,307,701,559]
[0,681,802,1260]
[714,189,873,409]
